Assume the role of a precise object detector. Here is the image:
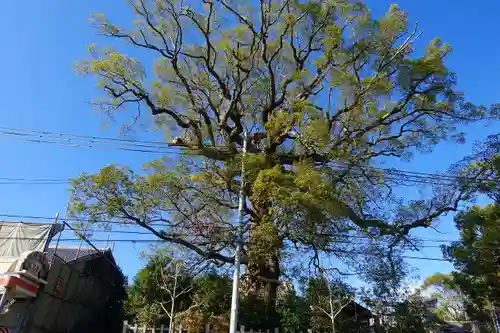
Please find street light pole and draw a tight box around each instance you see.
[229,131,247,333]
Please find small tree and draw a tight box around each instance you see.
[126,251,194,327]
[421,273,468,325]
[306,274,355,333]
[160,260,194,333]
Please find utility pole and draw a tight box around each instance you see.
[490,300,500,333]
[229,131,247,333]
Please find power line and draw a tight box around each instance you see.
[45,236,453,262]
[0,182,70,185]
[0,133,180,155]
[0,177,69,185]
[64,229,457,248]
[0,126,172,147]
[54,238,450,262]
[63,228,461,248]
[0,177,68,182]
[0,125,491,184]
[0,126,495,187]
[0,213,459,244]
[0,213,174,226]
[62,227,461,248]
[0,126,496,191]
[0,172,471,186]
[0,166,488,188]
[0,215,461,262]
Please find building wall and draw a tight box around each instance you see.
[22,253,119,333]
[0,299,32,333]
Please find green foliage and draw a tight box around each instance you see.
[126,251,193,326]
[99,264,128,333]
[74,0,496,312]
[388,293,429,333]
[277,288,310,333]
[422,273,455,291]
[452,134,500,202]
[184,272,232,331]
[420,273,468,324]
[445,204,500,309]
[305,276,358,333]
[126,249,234,331]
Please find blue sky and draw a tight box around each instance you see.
[0,0,499,286]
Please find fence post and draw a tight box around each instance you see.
[122,320,128,333]
[205,323,211,333]
[160,325,164,333]
[142,325,147,333]
[274,328,279,333]
[240,325,245,333]
[133,323,138,333]
[178,325,183,333]
[266,329,270,333]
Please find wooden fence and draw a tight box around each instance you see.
[122,321,281,333]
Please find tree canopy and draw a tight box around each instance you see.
[125,250,194,325]
[445,204,500,309]
[442,137,500,332]
[127,252,369,333]
[126,249,233,330]
[421,273,467,324]
[71,0,496,322]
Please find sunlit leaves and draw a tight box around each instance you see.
[378,4,408,40]
[76,49,145,98]
[445,205,500,310]
[73,0,497,307]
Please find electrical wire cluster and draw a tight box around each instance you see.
[0,126,493,187]
[0,126,489,264]
[0,213,464,263]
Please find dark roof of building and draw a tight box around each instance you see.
[46,246,107,263]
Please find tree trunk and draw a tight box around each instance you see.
[168,263,179,333]
[243,161,282,328]
[326,271,336,333]
[247,252,280,300]
[242,247,281,328]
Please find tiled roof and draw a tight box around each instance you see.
[46,246,104,263]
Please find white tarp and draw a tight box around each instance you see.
[0,223,62,273]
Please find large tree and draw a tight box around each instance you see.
[72,0,493,323]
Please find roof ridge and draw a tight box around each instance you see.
[48,245,106,250]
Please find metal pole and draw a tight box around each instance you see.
[229,131,247,333]
[75,224,86,260]
[52,213,63,254]
[104,233,111,250]
[491,300,500,333]
[0,289,9,314]
[45,213,60,253]
[53,202,70,258]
